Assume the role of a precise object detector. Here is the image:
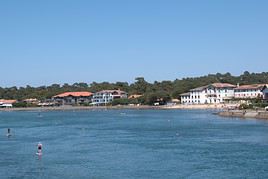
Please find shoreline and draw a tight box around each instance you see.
[0,104,233,112]
[0,105,164,112]
[2,105,268,120]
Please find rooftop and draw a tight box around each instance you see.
[53,92,93,98]
[180,92,190,96]
[128,94,142,99]
[0,99,17,104]
[211,83,236,88]
[190,83,236,91]
[97,90,127,95]
[235,84,266,90]
[190,85,208,91]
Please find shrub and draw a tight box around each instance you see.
[239,103,253,110]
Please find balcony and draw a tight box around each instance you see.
[206,94,217,97]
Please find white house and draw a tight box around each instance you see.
[92,90,128,105]
[234,84,266,99]
[181,83,236,104]
[0,99,17,108]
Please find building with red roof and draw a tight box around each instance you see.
[181,82,268,105]
[0,99,17,108]
[52,91,93,105]
[181,83,236,104]
[234,84,266,99]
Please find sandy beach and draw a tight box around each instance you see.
[162,103,238,110]
[0,105,164,112]
[0,103,239,112]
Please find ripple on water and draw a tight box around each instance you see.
[1,109,268,178]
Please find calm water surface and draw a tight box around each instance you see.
[0,109,268,179]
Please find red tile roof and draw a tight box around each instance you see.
[53,92,93,98]
[235,84,266,90]
[211,83,236,88]
[98,90,127,95]
[128,94,142,99]
[0,99,17,104]
[190,83,236,91]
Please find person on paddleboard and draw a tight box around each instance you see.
[37,142,42,155]
[6,128,11,137]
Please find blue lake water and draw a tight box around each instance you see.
[0,109,268,179]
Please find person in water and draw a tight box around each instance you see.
[6,128,11,137]
[37,142,42,154]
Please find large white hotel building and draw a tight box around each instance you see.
[181,83,267,104]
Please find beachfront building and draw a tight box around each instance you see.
[23,98,39,104]
[52,92,93,105]
[0,99,17,108]
[180,83,236,104]
[234,84,266,99]
[128,94,142,99]
[180,92,191,104]
[262,86,268,100]
[92,90,128,105]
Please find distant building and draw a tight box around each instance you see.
[23,98,39,104]
[262,86,268,100]
[52,92,93,105]
[180,83,236,104]
[0,99,17,108]
[234,84,266,99]
[171,98,180,103]
[37,101,54,107]
[128,94,142,99]
[92,90,128,105]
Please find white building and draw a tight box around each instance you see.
[234,84,266,99]
[52,92,93,105]
[262,86,268,100]
[181,83,236,104]
[180,92,191,104]
[92,90,128,105]
[0,99,16,108]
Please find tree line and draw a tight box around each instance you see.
[1,71,268,105]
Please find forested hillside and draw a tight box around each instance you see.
[1,71,268,104]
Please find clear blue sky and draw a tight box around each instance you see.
[1,0,268,87]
